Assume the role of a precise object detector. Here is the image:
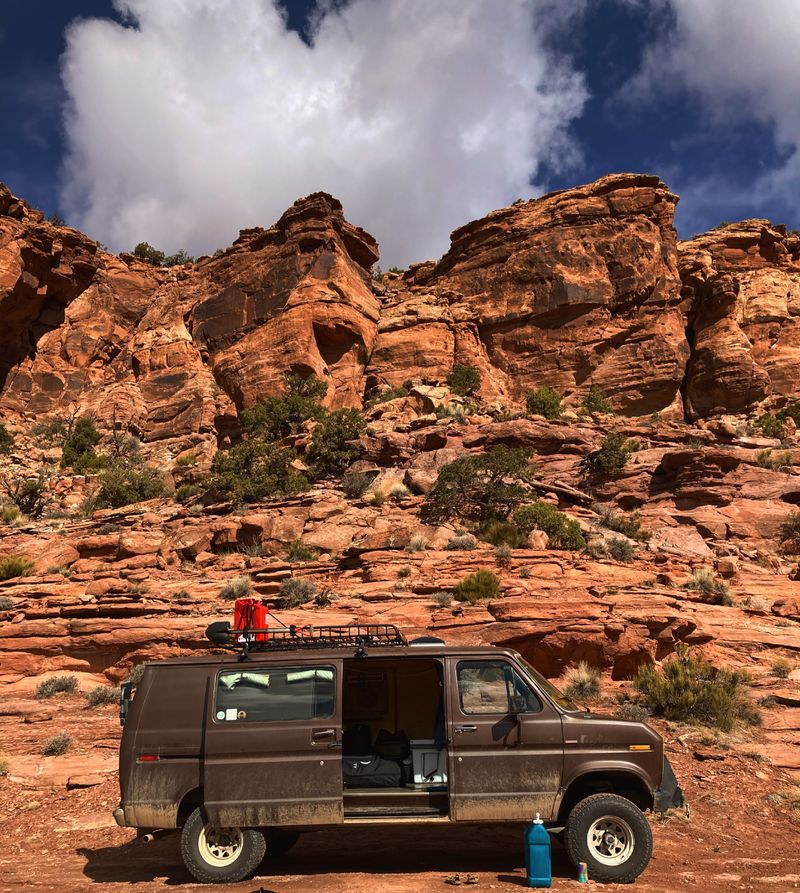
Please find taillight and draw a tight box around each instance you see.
[138,755,160,762]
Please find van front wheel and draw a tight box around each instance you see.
[563,793,652,883]
[180,808,266,884]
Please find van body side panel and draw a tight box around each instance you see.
[118,665,208,828]
[203,660,344,828]
[447,656,564,822]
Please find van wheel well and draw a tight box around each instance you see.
[177,788,203,828]
[557,772,651,825]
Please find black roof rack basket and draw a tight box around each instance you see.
[206,621,408,656]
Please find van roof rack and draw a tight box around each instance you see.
[205,621,408,659]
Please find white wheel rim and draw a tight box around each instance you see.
[198,825,244,867]
[587,814,635,866]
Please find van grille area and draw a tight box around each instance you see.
[205,621,408,654]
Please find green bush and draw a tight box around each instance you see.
[125,664,146,686]
[84,685,118,708]
[397,564,412,578]
[525,387,562,420]
[208,441,309,504]
[389,483,411,502]
[445,533,477,551]
[61,417,103,470]
[771,659,791,679]
[0,595,13,611]
[0,555,35,580]
[176,483,203,503]
[453,569,500,604]
[513,501,585,550]
[1,506,20,525]
[755,413,783,438]
[447,364,480,397]
[280,577,318,607]
[478,521,526,548]
[431,591,453,608]
[307,408,365,476]
[634,648,758,731]
[685,569,732,606]
[35,674,78,699]
[586,432,637,476]
[241,373,327,440]
[219,575,252,601]
[563,662,601,701]
[422,446,536,525]
[0,423,14,454]
[342,469,372,499]
[607,536,635,562]
[615,701,650,722]
[781,511,800,551]
[594,505,650,541]
[367,383,411,406]
[42,732,72,757]
[132,242,194,266]
[495,544,512,567]
[405,534,427,553]
[4,474,48,518]
[95,459,164,508]
[286,540,318,562]
[581,385,613,415]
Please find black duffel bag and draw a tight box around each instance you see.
[343,755,402,788]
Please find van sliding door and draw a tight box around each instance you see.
[203,660,343,827]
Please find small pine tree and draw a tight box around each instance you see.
[447,364,481,397]
[525,387,562,420]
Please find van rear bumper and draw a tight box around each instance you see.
[654,756,685,812]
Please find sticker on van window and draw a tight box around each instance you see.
[225,708,238,721]
[216,710,225,721]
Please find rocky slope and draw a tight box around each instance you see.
[0,173,799,799]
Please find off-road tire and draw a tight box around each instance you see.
[563,793,652,883]
[180,807,266,884]
[264,829,300,860]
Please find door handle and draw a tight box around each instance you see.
[455,725,477,734]
[312,728,336,741]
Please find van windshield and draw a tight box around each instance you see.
[519,658,581,712]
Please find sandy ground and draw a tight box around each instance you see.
[1,697,799,893]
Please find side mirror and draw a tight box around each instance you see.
[509,695,527,715]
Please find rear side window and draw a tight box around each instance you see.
[457,660,542,715]
[215,666,335,723]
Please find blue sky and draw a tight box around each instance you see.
[0,1,795,263]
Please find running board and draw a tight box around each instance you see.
[344,805,444,818]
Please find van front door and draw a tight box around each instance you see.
[448,657,563,821]
[203,660,343,827]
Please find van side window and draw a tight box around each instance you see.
[457,660,542,715]
[215,666,335,723]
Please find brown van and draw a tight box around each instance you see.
[114,624,683,884]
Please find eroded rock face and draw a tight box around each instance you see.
[0,188,379,450]
[680,220,800,419]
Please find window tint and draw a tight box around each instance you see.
[215,666,335,723]
[457,660,542,715]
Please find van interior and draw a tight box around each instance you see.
[341,656,448,818]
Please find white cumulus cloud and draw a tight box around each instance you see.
[625,0,800,226]
[59,0,587,267]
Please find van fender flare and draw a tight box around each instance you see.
[555,761,655,816]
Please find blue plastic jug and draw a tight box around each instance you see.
[524,813,552,888]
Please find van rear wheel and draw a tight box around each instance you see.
[180,808,265,884]
[563,793,652,883]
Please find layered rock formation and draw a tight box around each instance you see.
[3,173,799,449]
